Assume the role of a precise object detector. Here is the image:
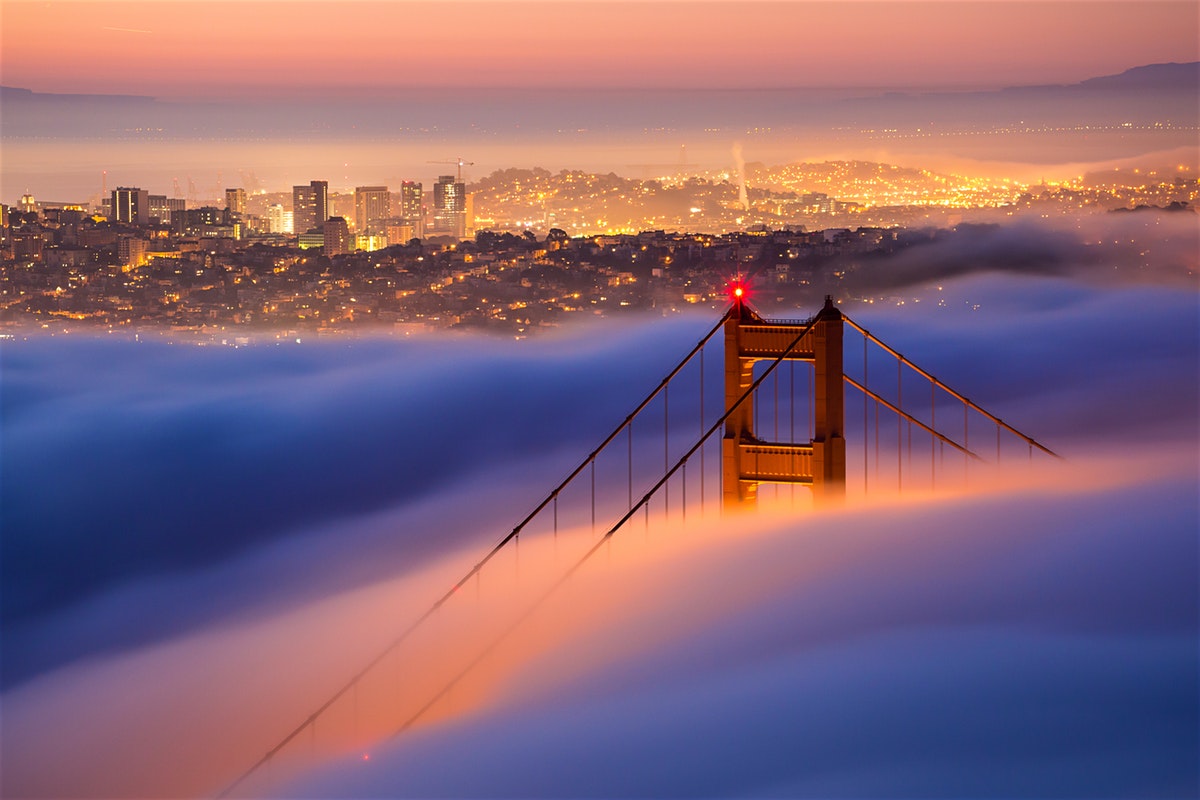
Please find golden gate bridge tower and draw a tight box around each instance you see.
[723,291,845,509]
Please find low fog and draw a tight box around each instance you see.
[1,224,1196,797]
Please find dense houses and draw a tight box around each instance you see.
[2,163,1194,341]
[0,213,907,338]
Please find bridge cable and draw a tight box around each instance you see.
[843,377,982,461]
[387,311,824,740]
[215,309,732,799]
[844,316,1058,457]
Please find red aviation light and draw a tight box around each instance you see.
[727,277,751,305]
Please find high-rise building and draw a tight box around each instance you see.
[385,219,417,246]
[225,188,247,216]
[432,175,465,239]
[148,194,174,224]
[399,181,424,238]
[399,181,422,218]
[267,204,293,234]
[323,216,352,256]
[111,187,150,225]
[354,186,390,234]
[292,180,328,234]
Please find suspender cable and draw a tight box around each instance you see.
[875,396,880,481]
[844,377,982,460]
[215,309,732,800]
[931,381,936,488]
[664,382,670,516]
[844,316,1058,458]
[897,356,903,490]
[964,398,970,483]
[699,342,705,512]
[627,425,633,509]
[388,314,826,742]
[863,331,869,494]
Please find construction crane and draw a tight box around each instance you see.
[427,158,475,182]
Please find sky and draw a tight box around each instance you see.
[2,1,1198,98]
[2,222,1198,797]
[3,0,1197,204]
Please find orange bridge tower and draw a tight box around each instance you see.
[722,295,845,509]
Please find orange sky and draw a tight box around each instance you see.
[1,1,1197,98]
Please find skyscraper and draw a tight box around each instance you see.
[432,175,465,239]
[111,187,150,225]
[323,216,352,256]
[292,180,328,234]
[225,188,247,217]
[1,203,11,260]
[399,180,424,238]
[267,204,292,234]
[354,186,390,234]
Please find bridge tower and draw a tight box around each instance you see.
[723,294,845,509]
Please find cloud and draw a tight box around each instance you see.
[839,213,1198,296]
[1,257,1197,798]
[0,316,710,686]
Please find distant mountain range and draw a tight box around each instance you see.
[1075,62,1198,91]
[2,63,1196,141]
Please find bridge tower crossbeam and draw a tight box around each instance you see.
[723,295,845,509]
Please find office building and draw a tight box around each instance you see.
[292,180,328,234]
[298,231,325,250]
[432,175,465,239]
[324,216,352,256]
[148,194,171,224]
[112,187,150,225]
[399,181,424,238]
[385,218,417,245]
[116,235,148,268]
[225,188,247,217]
[267,204,292,234]
[354,186,391,234]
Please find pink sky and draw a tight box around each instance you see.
[2,1,1197,98]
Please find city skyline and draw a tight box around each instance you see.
[4,53,1197,205]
